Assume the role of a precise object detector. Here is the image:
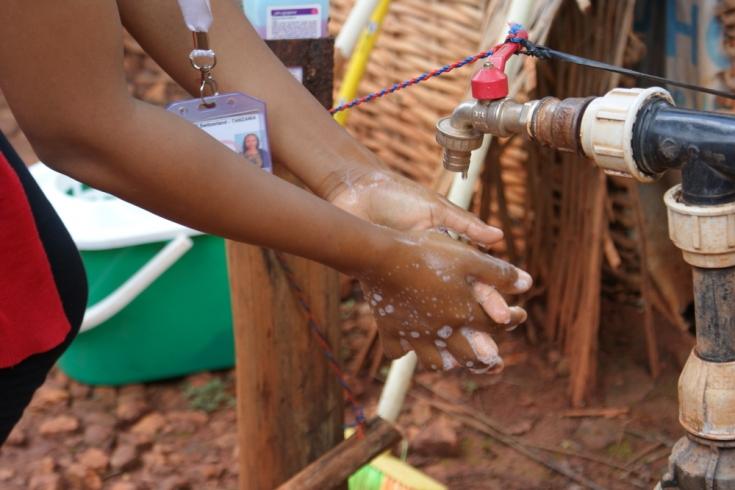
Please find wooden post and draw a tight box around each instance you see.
[227,38,345,490]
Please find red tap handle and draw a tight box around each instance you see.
[471,29,528,101]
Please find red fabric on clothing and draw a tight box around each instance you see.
[0,154,70,367]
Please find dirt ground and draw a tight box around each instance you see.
[0,292,686,490]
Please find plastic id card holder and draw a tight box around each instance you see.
[167,92,273,173]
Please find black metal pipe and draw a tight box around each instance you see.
[693,267,735,362]
[632,99,735,205]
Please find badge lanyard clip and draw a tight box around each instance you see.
[190,32,218,107]
[178,0,218,107]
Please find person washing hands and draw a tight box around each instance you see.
[0,0,531,445]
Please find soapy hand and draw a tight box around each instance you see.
[359,229,532,373]
[327,168,504,247]
[326,167,529,358]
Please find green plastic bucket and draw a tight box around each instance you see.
[30,163,234,385]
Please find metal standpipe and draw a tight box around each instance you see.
[435,85,735,489]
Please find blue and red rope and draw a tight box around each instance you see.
[330,23,527,115]
[329,49,496,115]
[331,21,735,115]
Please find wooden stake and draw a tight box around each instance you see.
[228,245,343,490]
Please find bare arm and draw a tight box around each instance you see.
[0,0,384,274]
[116,0,380,198]
[117,0,511,254]
[0,1,530,371]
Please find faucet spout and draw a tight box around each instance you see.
[435,100,484,175]
[448,100,478,131]
[435,98,532,176]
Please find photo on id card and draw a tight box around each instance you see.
[167,92,273,173]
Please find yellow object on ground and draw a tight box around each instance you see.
[349,452,446,490]
[345,427,445,490]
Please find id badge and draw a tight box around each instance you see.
[168,92,273,173]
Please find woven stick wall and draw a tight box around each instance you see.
[522,0,646,406]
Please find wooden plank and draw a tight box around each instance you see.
[276,418,402,490]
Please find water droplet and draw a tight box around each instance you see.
[439,349,459,371]
[385,304,395,314]
[437,326,453,339]
[460,327,501,367]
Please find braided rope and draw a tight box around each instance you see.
[329,49,495,114]
[331,18,735,114]
[273,251,367,438]
[330,23,526,115]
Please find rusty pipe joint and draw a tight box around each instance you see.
[528,96,593,153]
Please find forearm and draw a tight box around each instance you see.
[117,0,382,197]
[44,99,391,275]
[0,2,536,376]
[0,1,388,274]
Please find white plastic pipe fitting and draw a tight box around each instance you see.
[579,86,673,183]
